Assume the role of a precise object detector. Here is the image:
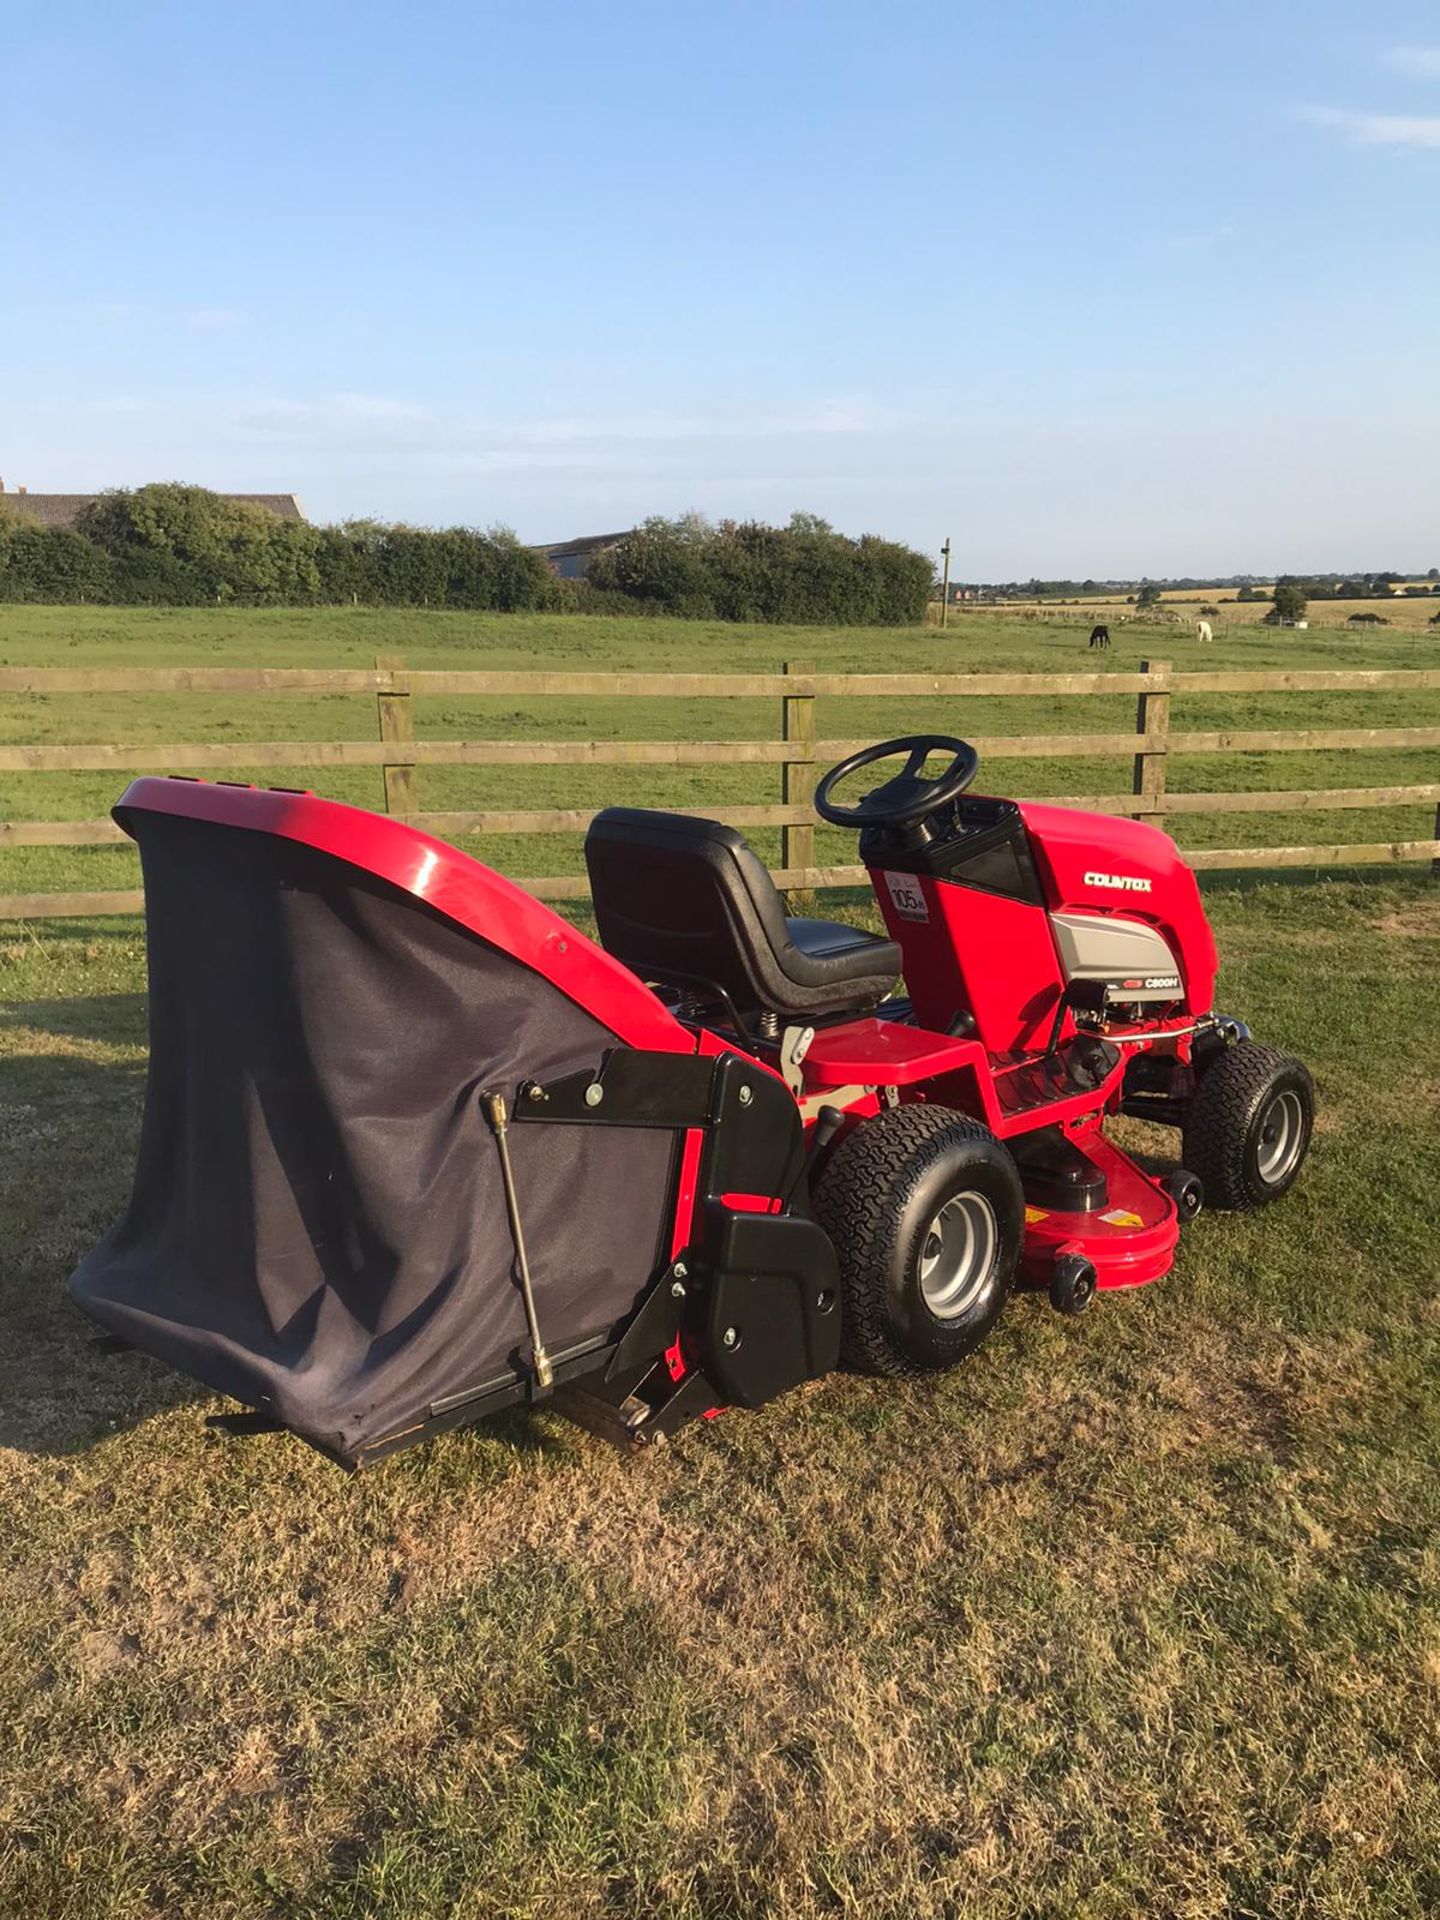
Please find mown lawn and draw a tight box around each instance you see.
[2,606,1439,1916]
[2,879,1438,1918]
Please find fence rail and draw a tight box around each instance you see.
[2,658,1437,919]
[5,665,1440,697]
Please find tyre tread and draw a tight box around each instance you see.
[1182,1041,1312,1212]
[813,1103,1011,1375]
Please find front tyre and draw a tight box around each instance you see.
[812,1104,1024,1375]
[1182,1040,1315,1212]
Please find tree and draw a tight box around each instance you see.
[1136,582,1162,610]
[1272,582,1307,622]
[79,483,320,603]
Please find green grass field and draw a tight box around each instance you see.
[2,607,1439,1917]
[2,603,1438,902]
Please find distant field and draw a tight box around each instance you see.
[981,591,1440,632]
[2,603,1438,909]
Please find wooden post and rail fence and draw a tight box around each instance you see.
[1,656,1437,920]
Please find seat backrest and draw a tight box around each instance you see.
[584,808,800,1018]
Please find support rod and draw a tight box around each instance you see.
[480,1090,553,1389]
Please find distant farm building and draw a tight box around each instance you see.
[0,482,306,528]
[536,530,631,580]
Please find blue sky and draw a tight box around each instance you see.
[2,0,1438,575]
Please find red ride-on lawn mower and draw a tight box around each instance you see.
[71,738,1314,1466]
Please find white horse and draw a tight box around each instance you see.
[1196,619,1214,644]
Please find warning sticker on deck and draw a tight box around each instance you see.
[1100,1208,1143,1228]
[1024,1206,1049,1224]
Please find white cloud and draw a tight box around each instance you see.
[181,307,246,333]
[1383,46,1440,78]
[57,299,248,333]
[1300,104,1440,148]
[232,393,909,458]
[502,400,904,445]
[1166,224,1234,251]
[241,393,431,435]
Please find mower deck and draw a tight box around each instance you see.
[1015,1125,1178,1290]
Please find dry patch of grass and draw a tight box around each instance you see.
[1000,590,1440,633]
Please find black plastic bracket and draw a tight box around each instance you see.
[520,1044,815,1447]
[513,1049,717,1128]
[640,1368,726,1441]
[700,1053,805,1200]
[605,1256,692,1381]
[698,1205,841,1408]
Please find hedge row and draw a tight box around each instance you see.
[586,514,932,625]
[0,489,931,625]
[0,487,554,611]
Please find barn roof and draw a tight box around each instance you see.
[0,491,307,529]
[536,530,632,560]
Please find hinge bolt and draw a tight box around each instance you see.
[671,1281,686,1298]
[738,1085,753,1106]
[722,1326,739,1348]
[584,1083,604,1107]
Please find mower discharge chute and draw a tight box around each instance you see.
[71,737,1314,1463]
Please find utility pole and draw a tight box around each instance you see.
[939,537,952,629]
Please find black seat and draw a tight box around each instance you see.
[584,808,901,1024]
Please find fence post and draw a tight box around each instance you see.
[375,652,417,817]
[1132,657,1171,827]
[782,658,816,908]
[1431,798,1440,881]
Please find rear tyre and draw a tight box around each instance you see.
[1182,1041,1314,1212]
[812,1104,1024,1376]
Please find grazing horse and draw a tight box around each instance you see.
[1196,619,1213,644]
[1088,623,1111,649]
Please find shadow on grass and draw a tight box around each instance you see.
[0,991,147,1046]
[0,1019,583,1470]
[2,916,146,943]
[0,1036,166,1458]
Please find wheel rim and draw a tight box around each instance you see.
[1255,1088,1306,1185]
[918,1192,999,1320]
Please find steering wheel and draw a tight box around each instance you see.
[813,734,979,830]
